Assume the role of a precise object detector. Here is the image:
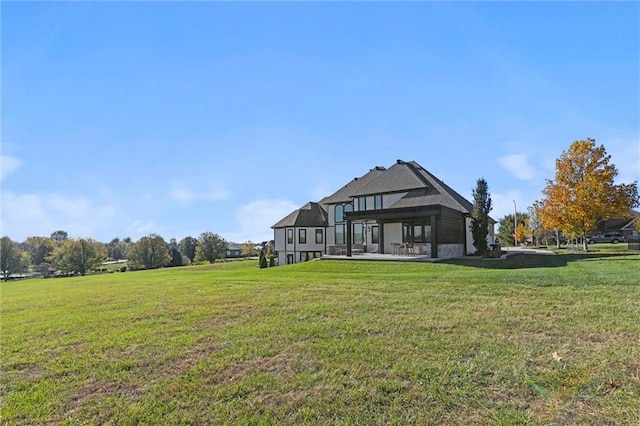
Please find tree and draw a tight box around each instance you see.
[167,239,185,267]
[179,236,198,263]
[127,234,171,270]
[539,138,639,251]
[241,241,257,257]
[1,236,29,281]
[50,230,69,243]
[50,238,106,276]
[195,232,227,263]
[496,213,529,247]
[527,205,541,246]
[23,236,56,265]
[106,237,131,261]
[470,178,492,255]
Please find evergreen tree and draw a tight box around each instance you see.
[470,178,492,255]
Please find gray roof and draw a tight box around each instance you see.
[319,166,386,205]
[387,162,475,214]
[351,160,474,214]
[271,202,328,228]
[350,160,429,196]
[272,159,481,229]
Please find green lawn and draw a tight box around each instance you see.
[2,251,639,425]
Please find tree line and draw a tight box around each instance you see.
[1,231,261,280]
[2,138,639,276]
[466,138,638,256]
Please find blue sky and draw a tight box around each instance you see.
[2,2,639,244]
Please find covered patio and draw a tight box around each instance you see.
[343,205,445,259]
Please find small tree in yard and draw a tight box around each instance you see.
[51,238,106,276]
[538,138,639,251]
[195,232,227,263]
[470,178,492,255]
[496,213,529,247]
[1,236,29,281]
[179,236,198,263]
[128,234,171,270]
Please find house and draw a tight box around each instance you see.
[272,159,495,265]
[225,243,243,258]
[596,210,640,238]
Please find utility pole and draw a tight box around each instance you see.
[513,200,518,247]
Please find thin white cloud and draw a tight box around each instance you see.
[1,155,23,181]
[169,181,230,202]
[309,182,332,201]
[225,199,299,243]
[606,137,640,185]
[127,220,157,236]
[1,191,117,240]
[490,190,524,222]
[499,153,537,181]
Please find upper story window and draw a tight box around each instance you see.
[335,203,353,223]
[344,203,353,215]
[315,229,323,244]
[299,229,307,244]
[358,197,366,211]
[374,195,383,210]
[287,229,293,244]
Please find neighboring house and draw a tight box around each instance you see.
[272,159,495,265]
[225,243,243,258]
[596,210,640,238]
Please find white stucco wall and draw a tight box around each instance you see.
[383,223,403,254]
[465,217,496,255]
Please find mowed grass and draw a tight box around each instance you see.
[1,251,639,425]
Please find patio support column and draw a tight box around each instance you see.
[430,214,438,258]
[378,220,385,254]
[346,218,352,257]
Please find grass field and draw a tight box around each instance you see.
[1,248,639,425]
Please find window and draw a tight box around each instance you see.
[371,226,379,244]
[344,203,353,214]
[335,224,345,245]
[287,229,293,244]
[315,229,323,244]
[335,205,344,223]
[299,229,307,244]
[374,195,382,210]
[353,222,364,244]
[358,197,366,211]
[403,221,431,243]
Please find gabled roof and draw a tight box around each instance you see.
[607,210,640,230]
[390,162,475,214]
[319,166,386,205]
[271,202,328,228]
[351,160,475,214]
[350,160,429,196]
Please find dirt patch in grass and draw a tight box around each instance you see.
[55,380,143,423]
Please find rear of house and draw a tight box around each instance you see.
[272,160,494,265]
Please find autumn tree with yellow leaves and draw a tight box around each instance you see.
[538,138,639,251]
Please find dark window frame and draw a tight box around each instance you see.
[299,229,307,244]
[374,195,383,210]
[315,229,323,244]
[358,197,366,211]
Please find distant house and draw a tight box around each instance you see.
[597,210,640,237]
[272,159,495,265]
[225,243,243,258]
